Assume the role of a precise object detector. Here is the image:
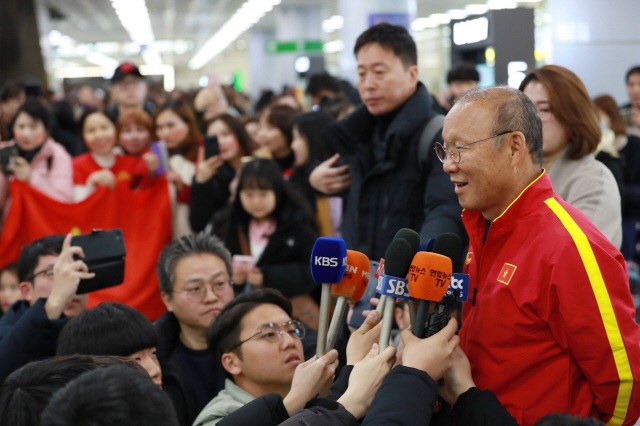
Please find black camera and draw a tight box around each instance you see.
[71,229,126,294]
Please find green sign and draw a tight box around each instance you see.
[264,40,323,54]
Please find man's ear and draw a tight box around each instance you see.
[221,352,243,376]
[408,64,419,86]
[509,131,528,161]
[19,281,33,303]
[160,291,174,312]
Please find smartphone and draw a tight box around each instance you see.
[149,141,169,176]
[0,145,18,176]
[71,229,126,294]
[232,255,256,274]
[204,135,219,159]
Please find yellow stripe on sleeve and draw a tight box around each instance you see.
[545,198,632,426]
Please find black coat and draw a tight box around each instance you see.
[189,163,237,234]
[320,82,465,260]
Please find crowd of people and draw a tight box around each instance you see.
[0,21,639,426]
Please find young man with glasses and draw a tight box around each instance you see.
[193,288,337,426]
[0,233,92,381]
[439,86,640,425]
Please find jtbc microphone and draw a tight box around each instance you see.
[377,228,420,319]
[408,251,452,338]
[326,250,370,351]
[377,238,414,352]
[310,237,347,357]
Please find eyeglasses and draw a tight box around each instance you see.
[175,278,234,303]
[27,266,54,282]
[434,130,513,164]
[229,319,306,351]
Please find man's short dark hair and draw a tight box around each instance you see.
[40,365,178,426]
[17,235,64,283]
[0,355,142,426]
[56,302,158,357]
[626,65,640,83]
[207,288,292,366]
[305,72,342,97]
[353,22,417,68]
[157,234,233,295]
[447,62,480,84]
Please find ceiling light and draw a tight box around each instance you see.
[429,13,452,24]
[110,0,155,45]
[447,9,469,20]
[465,4,489,15]
[322,15,344,33]
[487,0,518,10]
[323,40,344,54]
[189,0,281,70]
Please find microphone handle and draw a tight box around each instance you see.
[413,300,430,337]
[407,299,416,331]
[379,296,396,352]
[316,283,332,357]
[376,295,387,318]
[326,296,348,351]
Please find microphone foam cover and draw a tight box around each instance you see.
[433,233,464,273]
[407,251,452,302]
[384,239,414,278]
[394,228,420,253]
[332,250,370,300]
[310,237,347,283]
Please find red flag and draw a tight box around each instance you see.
[0,179,172,320]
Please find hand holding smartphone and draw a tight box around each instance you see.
[71,229,126,294]
[0,145,18,176]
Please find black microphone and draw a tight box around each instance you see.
[377,238,414,351]
[423,232,464,337]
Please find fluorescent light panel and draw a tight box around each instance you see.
[189,0,281,70]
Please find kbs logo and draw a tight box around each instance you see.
[314,256,338,267]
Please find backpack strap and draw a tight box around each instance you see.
[418,114,445,170]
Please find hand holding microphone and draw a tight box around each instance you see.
[310,237,347,357]
[326,250,370,351]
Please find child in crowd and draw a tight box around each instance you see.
[290,111,341,237]
[152,100,201,236]
[0,262,20,314]
[255,104,298,177]
[72,110,147,201]
[222,158,320,329]
[190,113,256,234]
[0,99,73,219]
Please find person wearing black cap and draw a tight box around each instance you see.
[107,62,154,122]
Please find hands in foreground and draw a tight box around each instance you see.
[283,349,339,415]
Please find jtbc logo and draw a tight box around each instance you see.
[314,256,348,267]
[450,276,464,289]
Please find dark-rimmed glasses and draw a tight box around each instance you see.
[229,319,306,351]
[434,130,513,164]
[26,266,54,282]
[175,279,234,303]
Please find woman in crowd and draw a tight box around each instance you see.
[290,110,341,237]
[255,104,298,177]
[117,109,154,157]
[594,94,640,261]
[153,100,201,236]
[222,158,320,329]
[72,110,147,201]
[519,65,622,248]
[189,113,256,234]
[0,99,74,216]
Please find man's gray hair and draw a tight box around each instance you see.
[157,233,233,295]
[455,86,544,166]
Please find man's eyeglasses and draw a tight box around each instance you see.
[176,279,234,303]
[27,266,54,282]
[434,130,513,164]
[229,319,306,351]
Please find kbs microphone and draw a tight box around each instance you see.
[326,250,370,351]
[310,237,347,357]
[408,251,452,338]
[377,238,414,351]
[377,228,420,319]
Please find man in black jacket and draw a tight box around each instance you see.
[309,23,464,260]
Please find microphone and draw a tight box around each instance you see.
[413,232,464,337]
[326,250,370,351]
[408,251,452,337]
[377,228,420,320]
[310,237,347,357]
[377,238,414,352]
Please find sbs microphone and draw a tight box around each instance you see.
[377,238,413,352]
[310,237,347,356]
[326,250,370,351]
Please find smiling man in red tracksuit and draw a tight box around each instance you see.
[439,86,640,426]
